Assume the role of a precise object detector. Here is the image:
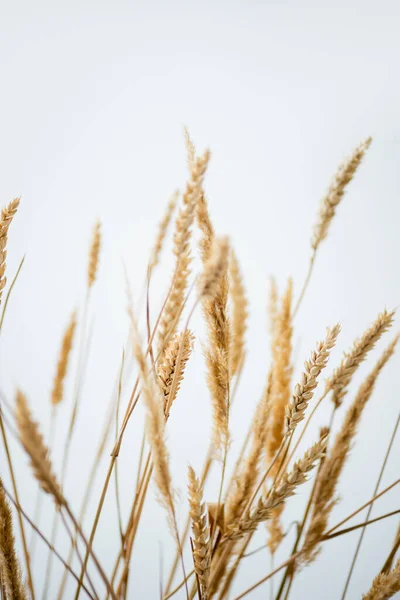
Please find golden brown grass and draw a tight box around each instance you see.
[1,134,399,600]
[0,478,27,600]
[51,311,77,406]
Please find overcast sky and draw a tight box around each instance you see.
[0,1,400,598]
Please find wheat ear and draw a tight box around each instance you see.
[362,558,400,600]
[188,466,211,600]
[268,278,293,463]
[158,150,210,351]
[198,237,230,302]
[326,309,395,407]
[301,335,399,565]
[0,197,20,305]
[311,137,372,252]
[51,311,77,406]
[0,478,27,600]
[158,330,194,417]
[224,436,327,541]
[286,324,341,434]
[15,390,64,506]
[87,220,101,289]
[229,249,248,377]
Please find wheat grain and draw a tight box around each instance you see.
[268,278,293,463]
[0,197,20,305]
[326,309,395,407]
[158,150,210,351]
[188,466,211,600]
[0,478,26,600]
[158,330,194,417]
[224,436,327,540]
[198,237,230,301]
[363,558,400,600]
[184,126,196,172]
[51,311,77,406]
[87,220,101,289]
[311,138,372,251]
[15,390,64,506]
[286,324,340,433]
[229,249,248,377]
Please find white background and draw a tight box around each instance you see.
[0,1,400,598]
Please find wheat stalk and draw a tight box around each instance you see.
[224,436,327,540]
[268,278,293,463]
[149,190,179,272]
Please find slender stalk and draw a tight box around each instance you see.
[326,477,400,535]
[45,293,92,600]
[114,351,126,545]
[323,510,400,541]
[292,253,315,318]
[0,255,25,333]
[341,407,400,598]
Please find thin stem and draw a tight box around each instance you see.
[0,255,25,333]
[326,477,400,536]
[323,510,400,541]
[292,253,315,318]
[44,297,93,600]
[232,551,303,600]
[114,350,126,545]
[341,407,400,599]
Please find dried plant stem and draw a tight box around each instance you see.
[323,510,400,541]
[325,477,400,536]
[0,410,34,599]
[114,351,126,546]
[341,407,400,599]
[0,255,25,334]
[0,478,27,600]
[292,253,315,317]
[57,364,125,600]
